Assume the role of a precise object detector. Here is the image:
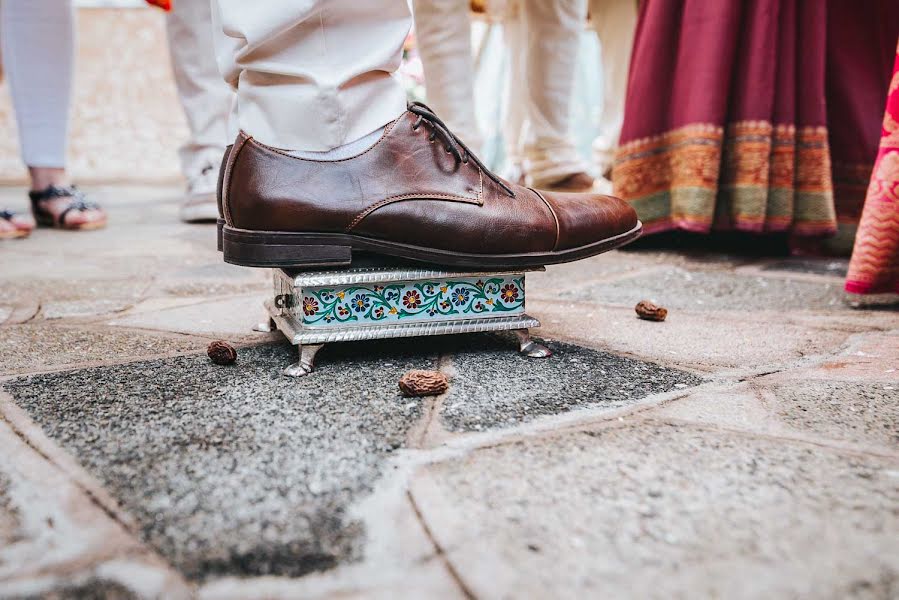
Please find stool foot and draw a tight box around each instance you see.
[513,329,552,358]
[283,343,325,377]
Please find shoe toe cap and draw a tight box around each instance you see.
[541,191,639,250]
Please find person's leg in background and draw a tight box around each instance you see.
[518,0,593,192]
[501,0,528,184]
[166,0,233,223]
[412,0,483,150]
[588,0,636,186]
[0,0,106,231]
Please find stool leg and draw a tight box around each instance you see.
[513,329,552,358]
[283,343,325,377]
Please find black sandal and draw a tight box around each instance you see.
[29,185,107,230]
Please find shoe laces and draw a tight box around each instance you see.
[408,102,515,198]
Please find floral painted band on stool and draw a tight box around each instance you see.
[260,261,551,377]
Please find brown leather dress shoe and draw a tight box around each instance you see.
[220,103,640,268]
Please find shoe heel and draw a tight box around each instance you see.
[222,228,352,268]
[216,218,224,252]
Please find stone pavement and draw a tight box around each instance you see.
[0,185,897,599]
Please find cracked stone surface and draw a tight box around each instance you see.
[410,422,899,599]
[761,257,850,277]
[763,379,899,447]
[3,342,434,580]
[0,411,191,599]
[107,295,271,339]
[0,473,20,549]
[1,333,699,582]
[442,336,702,431]
[0,279,149,319]
[651,381,899,454]
[568,267,850,311]
[0,324,207,375]
[18,580,138,600]
[530,298,852,371]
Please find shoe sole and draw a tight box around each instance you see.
[220,221,642,269]
[34,216,107,231]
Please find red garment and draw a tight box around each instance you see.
[845,39,899,295]
[145,0,171,11]
[613,0,899,251]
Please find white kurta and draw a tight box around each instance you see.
[212,0,412,151]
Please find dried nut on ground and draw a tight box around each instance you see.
[207,340,237,365]
[399,369,449,397]
[635,300,668,322]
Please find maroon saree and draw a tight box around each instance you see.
[613,0,899,251]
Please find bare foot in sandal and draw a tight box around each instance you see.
[0,209,36,239]
[29,185,107,230]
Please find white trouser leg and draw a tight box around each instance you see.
[502,5,527,180]
[588,0,637,176]
[166,0,233,186]
[212,0,411,152]
[412,0,482,150]
[518,0,588,187]
[0,0,74,168]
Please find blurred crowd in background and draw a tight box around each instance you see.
[1,0,897,295]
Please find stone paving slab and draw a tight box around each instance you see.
[525,252,663,295]
[441,335,702,431]
[197,558,464,600]
[528,249,763,301]
[759,257,850,277]
[409,421,899,599]
[0,410,189,599]
[808,330,899,381]
[107,294,271,339]
[644,330,898,453]
[566,266,850,312]
[0,323,209,376]
[650,380,899,454]
[529,298,851,371]
[154,262,268,299]
[0,278,152,322]
[1,333,704,585]
[760,379,898,449]
[0,278,148,311]
[3,342,435,581]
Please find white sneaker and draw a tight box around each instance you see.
[180,164,219,223]
[594,176,614,195]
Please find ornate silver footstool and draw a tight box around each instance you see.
[255,258,552,377]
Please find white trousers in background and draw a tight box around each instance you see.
[588,0,637,175]
[413,0,587,187]
[0,0,74,168]
[166,0,232,184]
[505,0,588,188]
[212,0,411,152]
[411,0,483,150]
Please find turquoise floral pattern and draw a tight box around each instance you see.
[296,275,525,327]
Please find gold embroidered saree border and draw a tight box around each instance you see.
[614,121,837,235]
